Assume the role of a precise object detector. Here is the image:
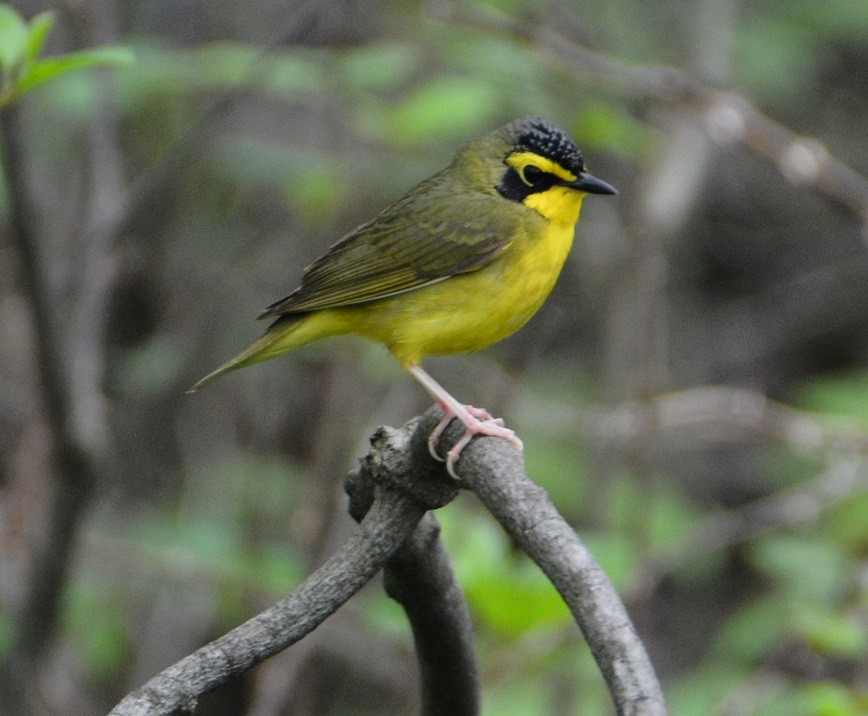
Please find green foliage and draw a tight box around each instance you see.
[712,595,790,663]
[794,371,868,424]
[573,102,655,159]
[63,580,132,681]
[667,664,747,716]
[752,680,866,716]
[441,505,571,636]
[819,490,868,551]
[215,138,347,224]
[480,676,558,716]
[5,0,864,711]
[0,3,131,109]
[384,76,501,146]
[0,607,15,658]
[733,1,868,107]
[750,535,852,603]
[794,608,866,659]
[339,42,420,91]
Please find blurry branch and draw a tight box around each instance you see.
[428,0,868,227]
[112,409,666,715]
[580,385,868,454]
[573,385,867,598]
[0,103,97,706]
[0,1,334,704]
[630,455,866,599]
[110,414,464,716]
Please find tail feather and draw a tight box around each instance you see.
[187,316,303,393]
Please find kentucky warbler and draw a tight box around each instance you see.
[189,117,616,477]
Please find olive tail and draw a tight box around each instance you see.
[186,316,303,393]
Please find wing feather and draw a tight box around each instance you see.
[259,178,518,318]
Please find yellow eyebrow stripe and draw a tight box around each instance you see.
[506,151,577,182]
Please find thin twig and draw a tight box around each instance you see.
[580,385,868,453]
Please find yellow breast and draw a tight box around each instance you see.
[351,188,585,366]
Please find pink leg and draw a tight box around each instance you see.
[407,365,523,478]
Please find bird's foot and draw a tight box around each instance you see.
[428,405,523,479]
[428,404,491,460]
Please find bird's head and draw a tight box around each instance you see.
[455,116,617,222]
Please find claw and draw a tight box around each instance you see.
[428,404,495,460]
[407,364,523,479]
[443,418,523,479]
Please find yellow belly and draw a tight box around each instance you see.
[340,197,582,365]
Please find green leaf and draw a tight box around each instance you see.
[63,580,132,681]
[386,76,498,145]
[340,42,419,91]
[0,4,28,72]
[440,507,570,636]
[711,596,788,662]
[24,11,55,63]
[581,533,637,590]
[794,0,868,38]
[794,608,867,659]
[750,535,851,603]
[573,102,654,159]
[667,663,746,716]
[802,681,866,716]
[735,19,818,106]
[794,371,868,424]
[15,45,133,95]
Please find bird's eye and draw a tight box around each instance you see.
[520,165,545,186]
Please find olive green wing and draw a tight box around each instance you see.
[259,187,518,318]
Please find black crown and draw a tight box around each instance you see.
[514,117,584,175]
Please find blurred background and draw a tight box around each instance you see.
[1,0,866,713]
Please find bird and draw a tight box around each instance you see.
[189,117,616,477]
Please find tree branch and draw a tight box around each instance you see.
[0,102,97,709]
[111,409,664,714]
[383,513,480,716]
[629,455,866,599]
[419,409,667,716]
[579,385,868,453]
[110,485,429,715]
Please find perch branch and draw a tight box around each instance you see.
[112,409,663,714]
[419,409,667,716]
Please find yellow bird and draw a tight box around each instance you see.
[189,117,616,476]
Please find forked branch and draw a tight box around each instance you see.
[112,410,665,715]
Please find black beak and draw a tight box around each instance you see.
[565,172,617,195]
